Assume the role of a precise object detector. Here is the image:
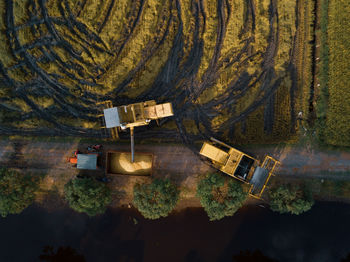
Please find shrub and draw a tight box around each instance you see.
[64,178,112,216]
[133,178,179,219]
[196,173,248,221]
[0,168,39,217]
[269,184,314,215]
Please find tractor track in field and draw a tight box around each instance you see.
[0,0,310,147]
[111,0,175,97]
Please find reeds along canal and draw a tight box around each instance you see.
[0,202,350,261]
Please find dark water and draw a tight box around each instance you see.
[1,202,350,262]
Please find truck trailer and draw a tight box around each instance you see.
[106,151,154,176]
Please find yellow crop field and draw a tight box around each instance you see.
[0,0,314,144]
[323,0,350,146]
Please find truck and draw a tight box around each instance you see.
[199,138,280,199]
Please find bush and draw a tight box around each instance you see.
[64,178,112,216]
[196,173,248,221]
[133,178,179,219]
[0,168,39,217]
[269,185,314,215]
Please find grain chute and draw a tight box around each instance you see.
[98,100,173,162]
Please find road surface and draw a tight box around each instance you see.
[0,139,349,208]
[1,139,350,177]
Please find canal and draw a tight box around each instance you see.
[0,202,350,262]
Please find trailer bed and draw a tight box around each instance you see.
[106,151,153,176]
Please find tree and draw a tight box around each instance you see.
[133,178,179,219]
[196,173,248,221]
[269,184,314,215]
[64,178,111,216]
[0,168,39,217]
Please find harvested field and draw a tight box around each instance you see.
[0,0,314,145]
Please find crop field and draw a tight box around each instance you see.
[0,0,314,145]
[320,0,350,146]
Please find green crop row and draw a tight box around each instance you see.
[321,0,350,146]
[315,0,329,143]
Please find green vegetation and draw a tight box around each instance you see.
[133,178,179,219]
[0,168,39,217]
[196,173,248,221]
[269,184,314,215]
[296,0,315,122]
[316,0,330,143]
[64,178,112,216]
[322,0,350,146]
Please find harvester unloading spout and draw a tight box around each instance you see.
[99,100,174,160]
[130,127,135,162]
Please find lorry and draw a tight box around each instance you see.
[199,137,280,199]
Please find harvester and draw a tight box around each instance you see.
[199,137,280,199]
[98,100,174,162]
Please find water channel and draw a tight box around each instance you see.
[0,202,349,262]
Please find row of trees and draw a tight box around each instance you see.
[0,168,179,218]
[0,168,314,220]
[131,173,314,220]
[0,168,113,218]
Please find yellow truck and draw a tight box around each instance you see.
[200,138,280,199]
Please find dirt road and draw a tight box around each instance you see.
[0,140,210,175]
[0,139,349,208]
[1,139,350,177]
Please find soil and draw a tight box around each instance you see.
[1,139,349,211]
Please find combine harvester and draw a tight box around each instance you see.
[98,100,173,176]
[200,137,280,199]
